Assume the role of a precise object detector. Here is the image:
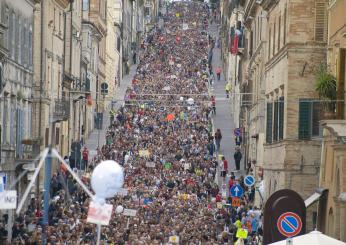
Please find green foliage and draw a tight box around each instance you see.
[315,63,336,101]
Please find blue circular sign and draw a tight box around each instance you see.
[244,175,255,187]
[230,185,244,198]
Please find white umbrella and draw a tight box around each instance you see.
[270,231,346,245]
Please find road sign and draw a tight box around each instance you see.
[277,212,302,238]
[234,128,241,136]
[87,201,113,225]
[0,191,17,209]
[244,175,255,187]
[230,185,244,198]
[232,197,241,207]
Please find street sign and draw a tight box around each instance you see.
[244,175,255,187]
[230,185,244,198]
[123,208,137,217]
[87,201,113,225]
[232,197,241,207]
[234,128,241,137]
[277,212,302,238]
[0,191,17,209]
[263,189,306,244]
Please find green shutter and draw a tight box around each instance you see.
[299,101,312,139]
[279,97,284,140]
[266,102,273,143]
[273,101,279,141]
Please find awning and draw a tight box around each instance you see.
[305,192,321,207]
[305,188,328,208]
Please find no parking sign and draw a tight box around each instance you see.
[277,212,302,237]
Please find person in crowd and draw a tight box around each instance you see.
[234,147,243,171]
[214,128,222,151]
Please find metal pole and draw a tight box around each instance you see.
[42,147,52,244]
[96,224,102,245]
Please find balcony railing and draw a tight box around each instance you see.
[53,98,70,122]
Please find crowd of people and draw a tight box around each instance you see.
[4,2,262,244]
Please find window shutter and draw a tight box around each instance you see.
[273,100,279,141]
[299,101,312,139]
[279,97,284,140]
[314,0,327,42]
[336,48,345,118]
[266,102,273,143]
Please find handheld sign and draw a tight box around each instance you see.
[0,191,17,209]
[123,208,137,217]
[230,185,244,198]
[87,201,113,225]
[232,197,241,207]
[244,175,255,187]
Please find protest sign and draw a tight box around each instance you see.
[123,208,137,217]
[0,191,17,209]
[87,201,113,225]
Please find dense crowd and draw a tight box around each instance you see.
[4,2,262,244]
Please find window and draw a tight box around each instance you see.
[266,102,273,143]
[28,27,32,68]
[284,6,287,45]
[87,31,92,48]
[83,0,89,11]
[266,97,284,143]
[9,11,14,59]
[273,100,279,141]
[18,17,21,63]
[117,36,121,52]
[299,100,321,139]
[314,0,327,41]
[273,22,276,56]
[278,15,281,51]
[279,97,284,140]
[268,28,271,59]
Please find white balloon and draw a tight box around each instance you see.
[115,205,124,214]
[91,160,124,201]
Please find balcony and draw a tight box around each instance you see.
[53,98,70,122]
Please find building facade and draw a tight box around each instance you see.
[32,0,70,166]
[106,0,122,106]
[0,0,35,193]
[316,0,346,241]
[242,0,268,201]
[261,0,328,230]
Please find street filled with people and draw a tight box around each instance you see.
[5,2,262,244]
